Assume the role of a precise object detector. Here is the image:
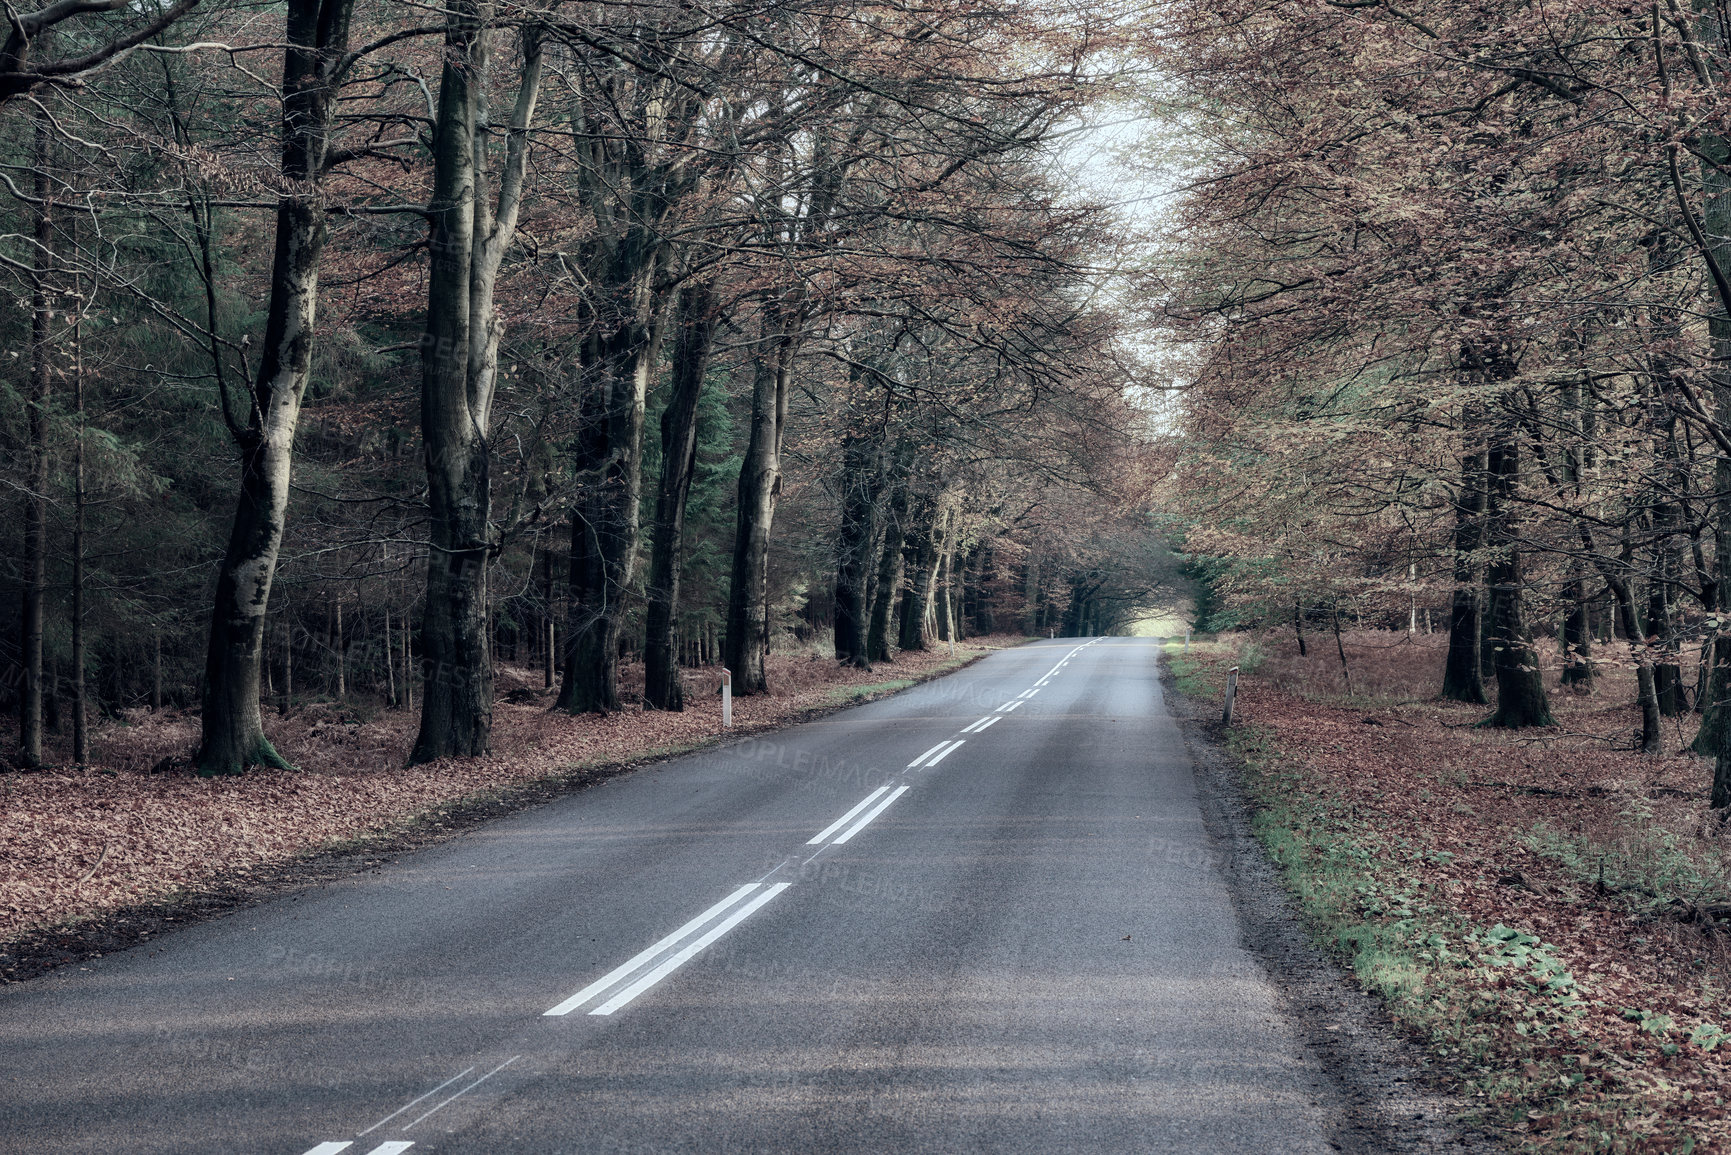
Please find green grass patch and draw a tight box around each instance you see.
[822,678,915,706]
[1526,801,1731,917]
[1222,724,1680,1149]
[1163,641,1228,697]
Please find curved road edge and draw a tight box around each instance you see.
[0,643,1017,987]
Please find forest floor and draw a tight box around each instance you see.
[1169,630,1731,1154]
[0,638,1019,981]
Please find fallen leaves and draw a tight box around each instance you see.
[1190,631,1731,1152]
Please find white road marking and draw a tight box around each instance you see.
[402,1055,519,1129]
[356,1067,476,1136]
[806,787,891,845]
[544,884,760,1015]
[591,884,791,1015]
[924,740,965,768]
[305,649,1096,1146]
[831,785,911,845]
[907,740,958,768]
[906,740,952,768]
[913,739,963,768]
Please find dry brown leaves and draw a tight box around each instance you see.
[1201,631,1731,1151]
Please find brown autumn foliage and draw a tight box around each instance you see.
[1144,0,1731,770]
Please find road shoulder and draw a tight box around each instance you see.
[1164,661,1507,1154]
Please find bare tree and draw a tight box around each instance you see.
[411,8,545,763]
[195,0,357,774]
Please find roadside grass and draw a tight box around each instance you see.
[1175,634,1731,1153]
[817,649,984,708]
[822,678,915,706]
[1162,640,1230,698]
[1525,806,1731,922]
[1228,722,1702,1151]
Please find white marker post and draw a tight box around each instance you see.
[721,668,733,728]
[1222,665,1239,726]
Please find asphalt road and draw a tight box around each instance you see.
[0,638,1344,1154]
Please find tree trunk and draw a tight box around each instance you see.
[898,496,941,651]
[72,286,87,762]
[867,483,907,663]
[1443,447,1488,704]
[1610,577,1663,754]
[972,547,995,635]
[384,608,396,707]
[936,543,956,642]
[541,542,555,691]
[331,598,345,701]
[412,14,542,761]
[17,117,50,769]
[558,305,665,713]
[1481,437,1555,728]
[1650,419,1687,715]
[724,325,794,693]
[281,614,293,715]
[1684,19,1731,797]
[1560,571,1593,690]
[196,0,354,775]
[643,282,717,710]
[833,433,878,668]
[400,610,413,711]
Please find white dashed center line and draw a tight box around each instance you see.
[590,885,789,1015]
[402,1056,520,1128]
[908,739,963,768]
[545,883,791,1017]
[807,786,891,844]
[830,786,910,845]
[353,1067,475,1139]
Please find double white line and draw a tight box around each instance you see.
[907,739,964,768]
[544,735,978,1020]
[544,883,790,1017]
[803,738,967,849]
[808,784,909,845]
